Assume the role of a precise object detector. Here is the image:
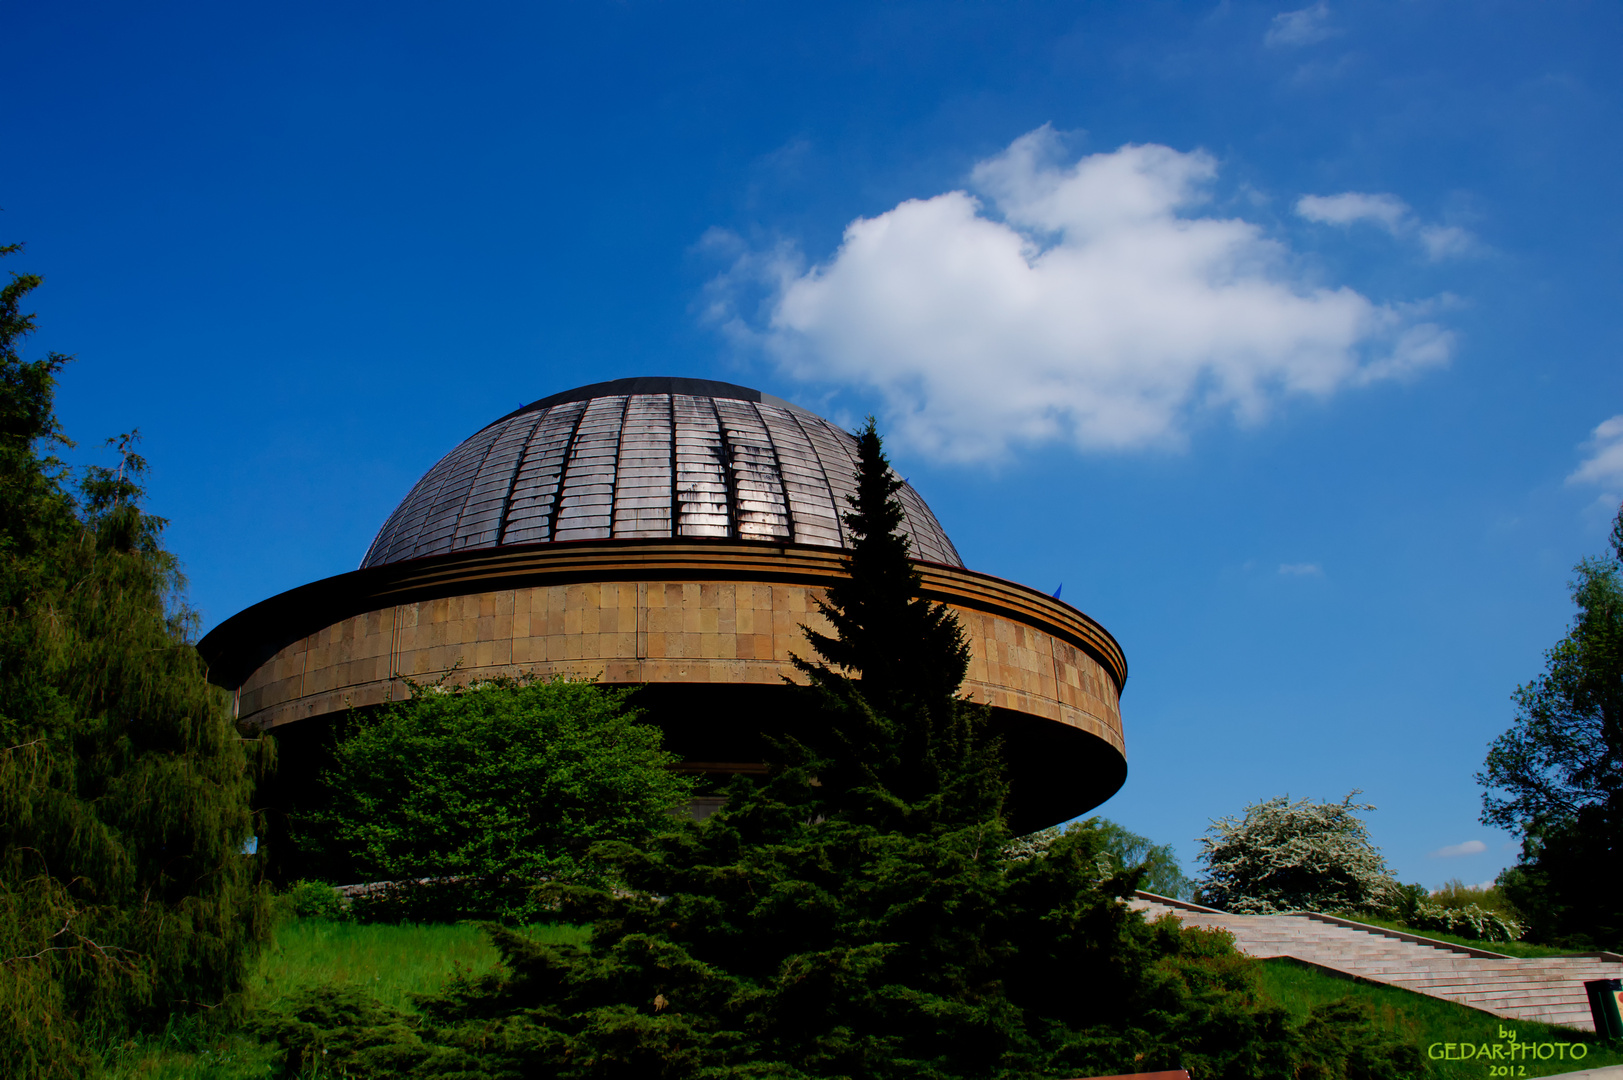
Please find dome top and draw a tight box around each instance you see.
[361,377,963,569]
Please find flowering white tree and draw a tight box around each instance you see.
[1196,792,1398,914]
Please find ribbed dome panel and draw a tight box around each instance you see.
[360,378,963,569]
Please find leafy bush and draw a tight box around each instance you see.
[1406,902,1524,943]
[1197,792,1399,914]
[1384,881,1430,923]
[1423,876,1527,939]
[298,675,693,923]
[1427,877,1513,914]
[249,984,445,1075]
[282,880,350,921]
[1006,818,1194,899]
[1295,1000,1427,1080]
[255,798,1422,1080]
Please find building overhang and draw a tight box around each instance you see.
[199,538,1129,831]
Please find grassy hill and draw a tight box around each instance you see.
[104,919,1620,1079]
[1256,958,1623,1079]
[99,920,588,1079]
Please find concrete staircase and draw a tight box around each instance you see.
[1132,892,1623,1031]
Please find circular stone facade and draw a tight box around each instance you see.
[199,378,1129,830]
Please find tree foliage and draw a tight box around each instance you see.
[1479,504,1623,948]
[789,419,1004,834]
[1008,818,1195,900]
[0,246,273,1077]
[300,675,694,922]
[1404,902,1524,944]
[1196,793,1397,915]
[262,419,1420,1079]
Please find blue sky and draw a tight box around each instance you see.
[8,0,1622,889]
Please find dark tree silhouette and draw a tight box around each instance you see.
[791,418,1002,832]
[1480,503,1623,948]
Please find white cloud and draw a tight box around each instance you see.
[1265,2,1338,47]
[1419,225,1476,260]
[709,127,1454,462]
[1296,192,1477,261]
[1297,192,1409,231]
[1567,414,1623,493]
[1429,840,1487,859]
[1278,562,1323,576]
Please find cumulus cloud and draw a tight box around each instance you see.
[1265,2,1338,47]
[708,127,1454,462]
[1278,562,1323,576]
[1568,414,1623,493]
[1297,192,1477,261]
[1429,840,1487,859]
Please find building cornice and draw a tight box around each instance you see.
[198,538,1127,694]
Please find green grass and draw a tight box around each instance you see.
[96,1020,277,1080]
[98,919,589,1079]
[252,918,588,1013]
[1348,915,1593,959]
[1256,958,1623,1079]
[100,920,1623,1079]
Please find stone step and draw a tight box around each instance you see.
[1395,973,1605,988]
[1133,893,1623,1033]
[1342,964,1600,979]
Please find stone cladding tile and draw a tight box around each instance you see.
[235,574,1123,762]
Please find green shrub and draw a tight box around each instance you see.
[1007,818,1194,899]
[1429,877,1523,919]
[1407,902,1524,943]
[1295,1000,1427,1079]
[1385,881,1430,923]
[298,675,693,923]
[249,984,444,1075]
[282,880,350,921]
[1374,879,1526,942]
[253,798,1423,1080]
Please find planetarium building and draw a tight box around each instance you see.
[199,377,1129,831]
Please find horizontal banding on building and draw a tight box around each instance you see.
[199,378,1129,831]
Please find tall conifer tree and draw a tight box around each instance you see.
[792,418,1004,831]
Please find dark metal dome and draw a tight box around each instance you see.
[361,377,964,569]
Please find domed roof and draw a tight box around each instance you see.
[361,377,964,569]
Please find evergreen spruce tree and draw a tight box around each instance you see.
[791,419,1004,831]
[0,246,274,1077]
[257,419,1418,1080]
